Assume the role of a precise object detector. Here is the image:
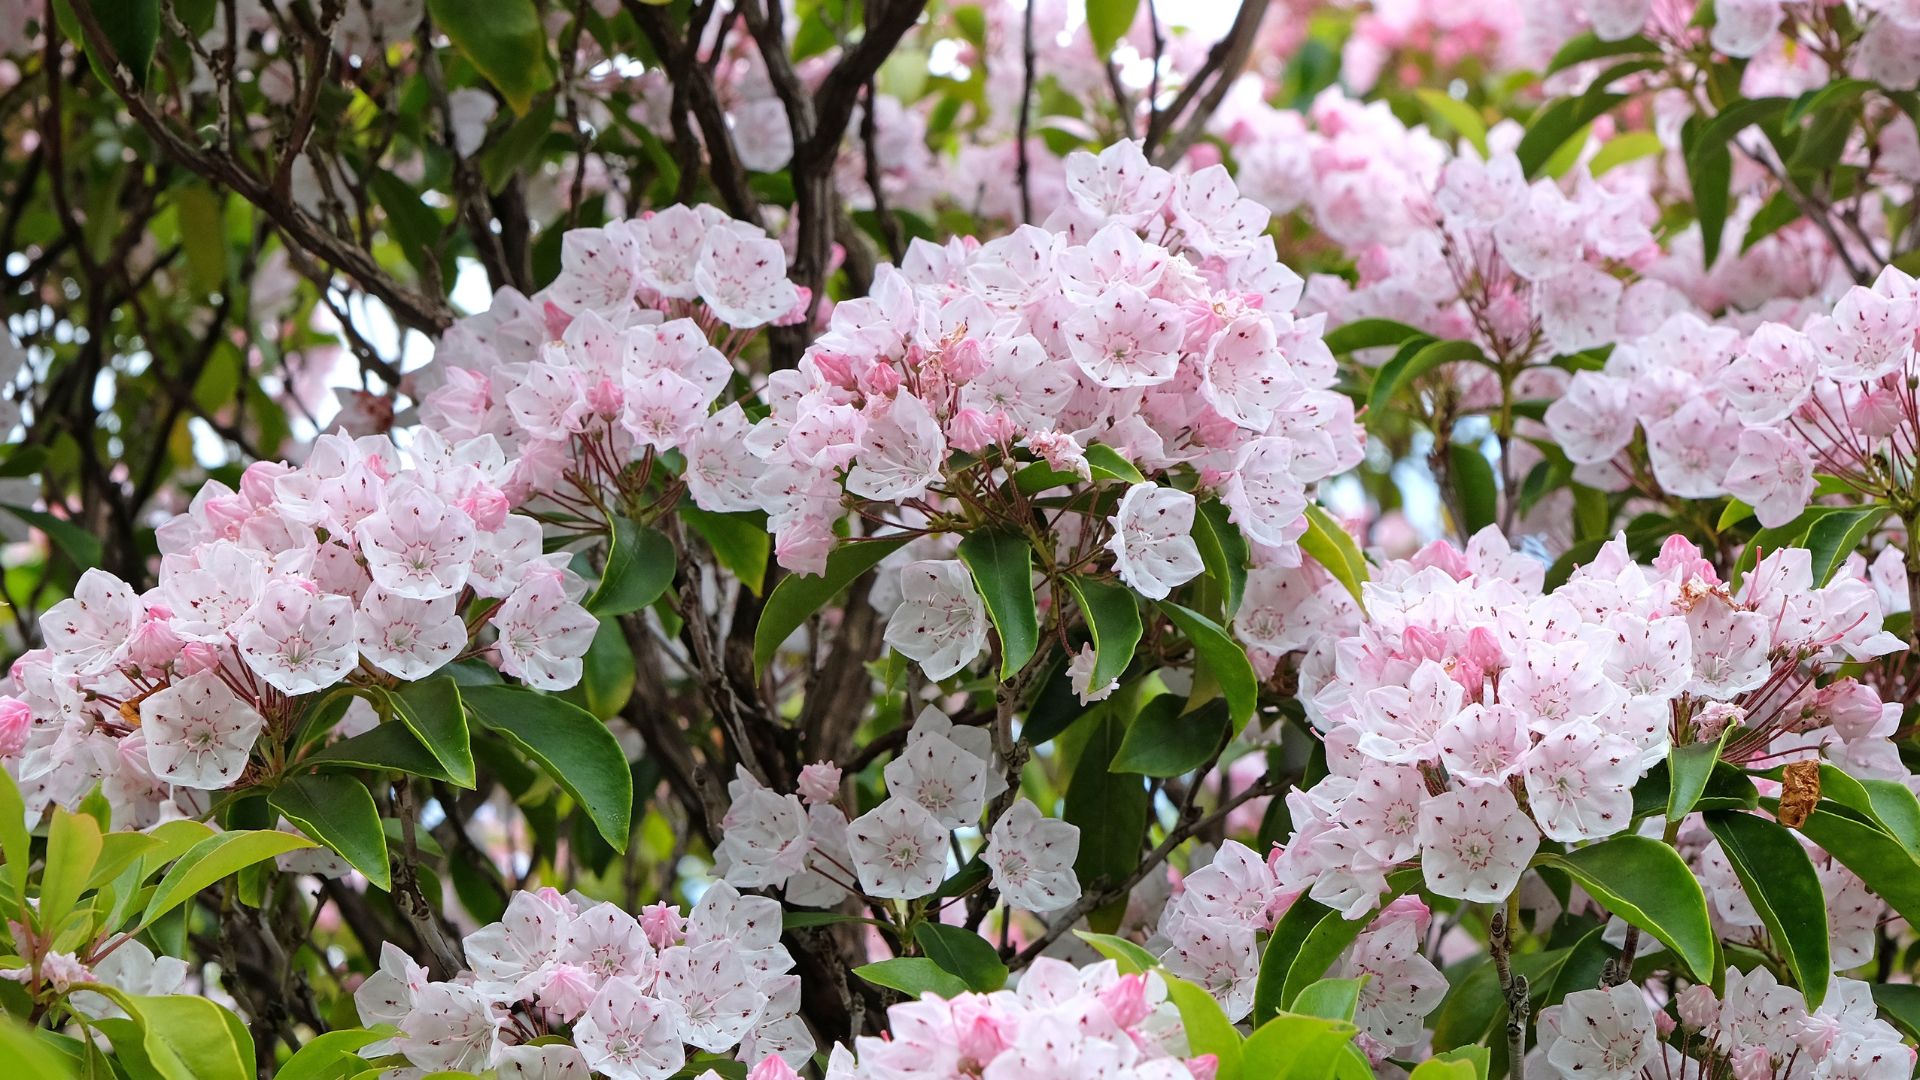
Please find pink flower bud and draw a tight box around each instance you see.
[946,408,999,454]
[125,615,184,672]
[1654,1009,1677,1037]
[1730,1045,1773,1080]
[638,902,684,949]
[1185,1054,1221,1080]
[952,998,1009,1064]
[858,362,901,400]
[811,351,861,391]
[748,1057,801,1080]
[1098,973,1151,1028]
[1409,539,1470,580]
[239,460,293,507]
[774,285,813,327]
[459,486,512,531]
[1813,678,1887,742]
[1676,983,1719,1030]
[796,762,841,805]
[530,962,598,1022]
[946,337,989,382]
[0,698,30,757]
[176,641,224,677]
[585,375,625,419]
[1655,534,1718,585]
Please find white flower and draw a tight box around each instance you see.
[881,730,987,829]
[1416,786,1539,903]
[846,796,949,899]
[355,587,466,680]
[1547,985,1657,1079]
[1104,483,1204,600]
[882,560,988,680]
[572,977,687,1080]
[236,579,358,695]
[139,672,264,790]
[983,799,1081,912]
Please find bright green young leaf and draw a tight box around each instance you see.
[1409,1053,1485,1080]
[385,675,474,788]
[128,992,254,1080]
[913,923,1008,992]
[1539,834,1717,982]
[1164,974,1244,1080]
[1155,602,1258,732]
[464,684,634,849]
[1084,0,1141,55]
[1239,1011,1360,1080]
[854,957,968,999]
[0,770,30,915]
[427,0,554,114]
[1291,977,1364,1022]
[0,1017,77,1079]
[1299,505,1369,604]
[141,830,314,929]
[275,1027,394,1080]
[754,537,912,669]
[1065,575,1141,693]
[1703,811,1829,1008]
[589,516,677,617]
[270,774,391,891]
[1073,929,1159,974]
[957,529,1040,680]
[1590,131,1664,174]
[1084,444,1146,484]
[41,809,103,933]
[1414,89,1488,156]
[1110,695,1228,777]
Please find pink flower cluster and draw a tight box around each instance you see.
[827,956,1211,1079]
[0,430,594,826]
[1267,528,1903,916]
[355,883,809,1079]
[715,707,1080,913]
[1549,266,1920,527]
[417,204,801,513]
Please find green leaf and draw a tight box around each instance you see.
[1790,802,1920,931]
[1803,506,1890,585]
[1,505,102,569]
[1589,130,1664,175]
[1702,811,1828,1008]
[589,517,677,617]
[1191,500,1249,618]
[1545,32,1657,75]
[464,684,633,850]
[1111,695,1228,777]
[480,97,557,190]
[269,774,391,891]
[176,185,227,291]
[1065,710,1151,920]
[1517,93,1625,177]
[1073,930,1159,973]
[1155,602,1258,732]
[427,0,554,114]
[384,676,474,788]
[0,771,30,917]
[1164,974,1244,1080]
[87,0,162,88]
[913,923,1008,992]
[854,957,968,999]
[1323,319,1426,355]
[1409,1054,1485,1080]
[1239,1012,1360,1080]
[1687,126,1733,268]
[117,991,253,1080]
[1367,339,1489,425]
[754,538,912,669]
[0,1018,76,1080]
[1871,983,1920,1042]
[140,829,312,928]
[303,719,461,783]
[41,809,102,932]
[1666,730,1728,822]
[1414,89,1488,156]
[1253,888,1407,1023]
[1448,444,1499,536]
[1065,576,1141,693]
[1539,834,1717,982]
[1291,977,1365,1022]
[1299,505,1369,604]
[957,529,1040,680]
[1085,0,1140,55]
[274,1027,394,1080]
[1085,444,1146,484]
[367,171,447,279]
[681,507,770,595]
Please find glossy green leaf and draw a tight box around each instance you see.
[854,957,968,999]
[86,0,162,88]
[465,685,633,849]
[1322,318,1425,355]
[681,507,770,595]
[1414,88,1488,156]
[1518,93,1625,176]
[304,717,460,783]
[270,774,391,891]
[754,538,912,670]
[1871,983,1920,1042]
[1545,32,1657,74]
[1110,695,1228,777]
[1291,977,1364,1022]
[1155,602,1258,732]
[1539,834,1717,982]
[1164,974,1244,1080]
[1299,505,1369,604]
[427,0,554,113]
[1448,444,1498,536]
[1,505,102,569]
[139,829,312,927]
[275,1027,394,1080]
[0,770,26,916]
[1791,802,1920,930]
[1254,883,1409,1024]
[0,1018,76,1079]
[1065,710,1151,915]
[957,529,1040,680]
[128,991,253,1080]
[589,517,677,617]
[1239,1012,1359,1080]
[384,676,474,788]
[1367,339,1489,425]
[40,808,102,933]
[1703,811,1828,1008]
[1686,122,1732,268]
[1085,444,1146,484]
[1192,500,1249,618]
[913,923,1008,992]
[1666,730,1729,822]
[1065,576,1141,694]
[1073,929,1160,974]
[1803,506,1891,585]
